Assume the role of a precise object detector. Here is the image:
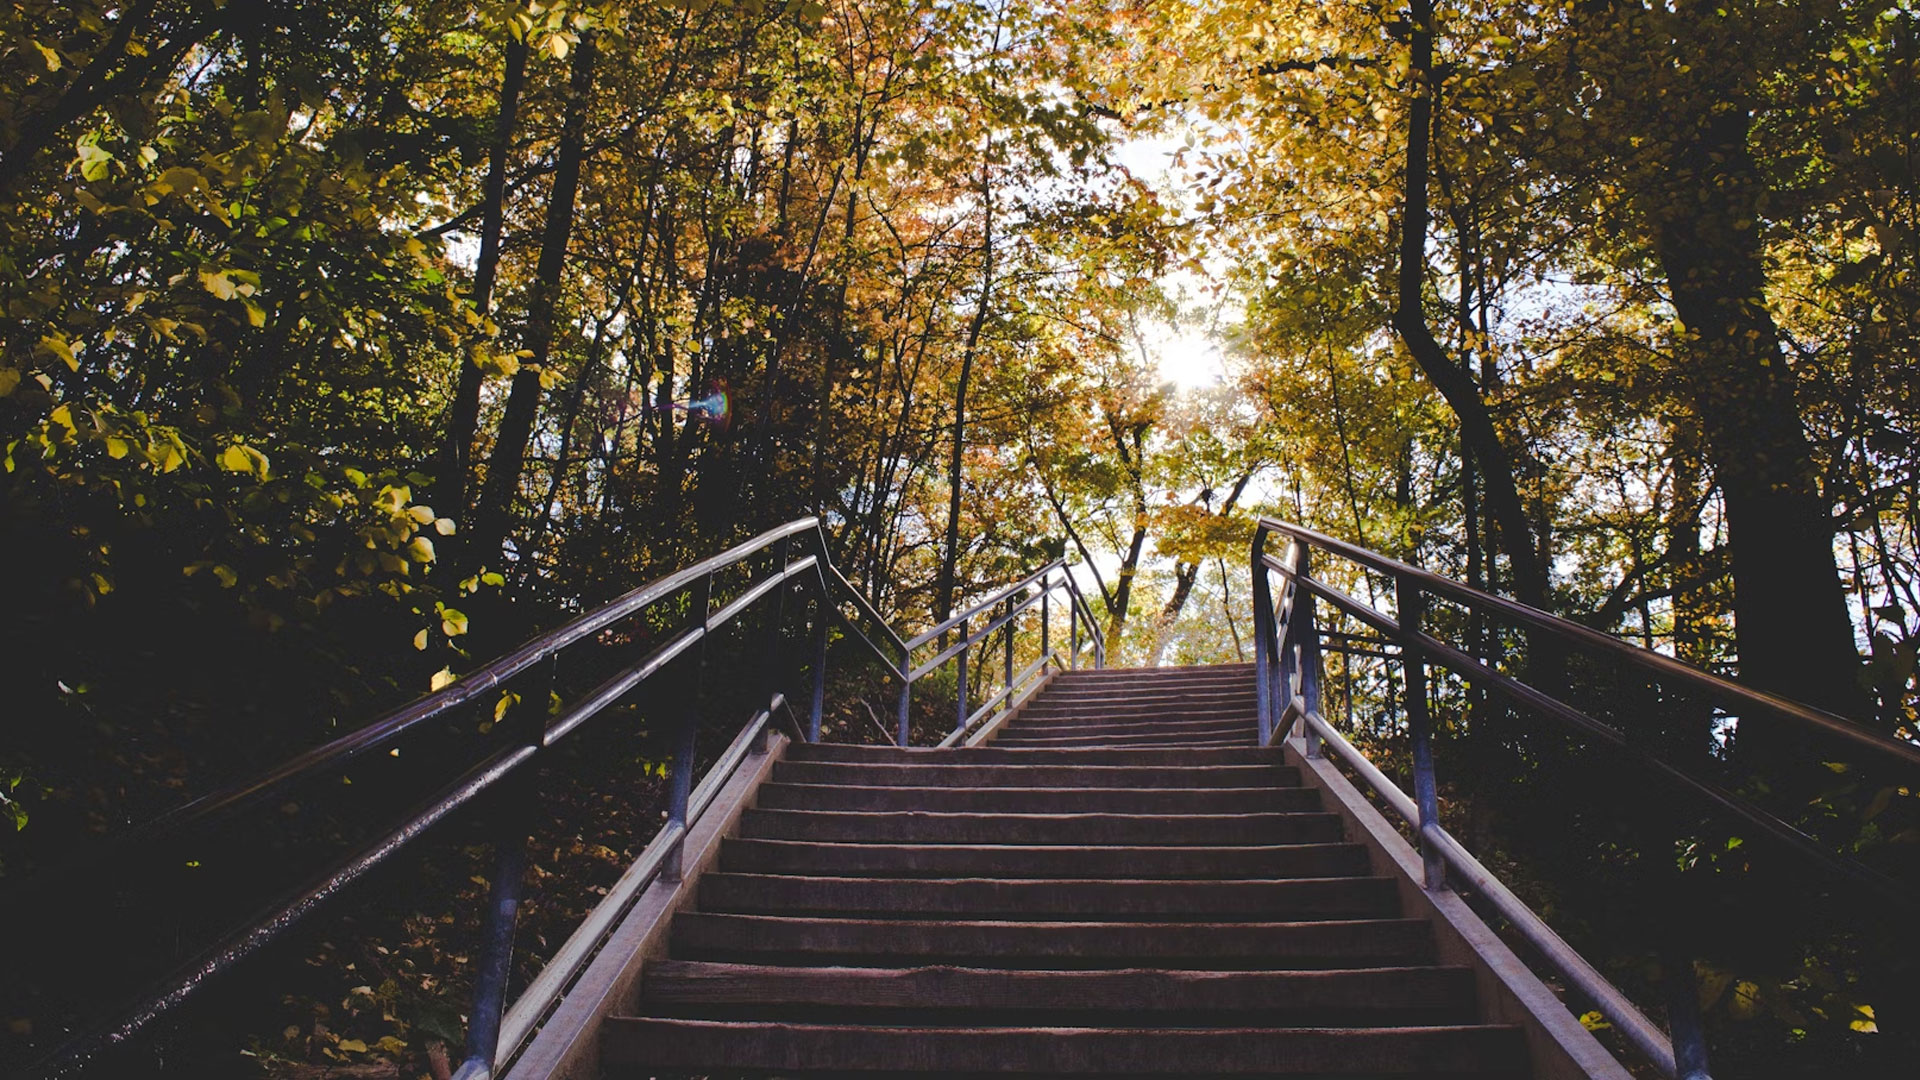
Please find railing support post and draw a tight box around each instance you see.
[663,573,711,882]
[762,536,789,752]
[955,619,970,736]
[1664,951,1714,1080]
[1070,602,1080,670]
[1396,573,1446,891]
[1041,586,1050,667]
[454,654,553,1080]
[895,672,912,747]
[1298,548,1324,758]
[807,588,828,743]
[1252,530,1274,745]
[1003,600,1015,708]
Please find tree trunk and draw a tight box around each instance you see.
[1648,106,1864,728]
[933,160,994,627]
[1392,0,1548,609]
[468,33,597,573]
[439,33,528,569]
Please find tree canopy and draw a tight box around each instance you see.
[1,0,1916,1074]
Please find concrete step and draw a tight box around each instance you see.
[994,730,1255,749]
[772,760,1283,788]
[601,1017,1529,1074]
[697,873,1403,921]
[737,809,1346,845]
[1024,690,1255,711]
[640,961,1481,1024]
[786,742,1284,768]
[754,782,1318,814]
[1004,717,1256,737]
[669,913,1439,968]
[717,839,1374,880]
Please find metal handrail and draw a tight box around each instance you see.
[18,518,1101,1079]
[900,562,1106,748]
[1250,516,1920,1080]
[1260,517,1920,771]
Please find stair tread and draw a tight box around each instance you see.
[644,960,1479,1009]
[593,663,1530,1077]
[699,873,1403,919]
[719,838,1373,878]
[602,1017,1528,1074]
[672,912,1438,968]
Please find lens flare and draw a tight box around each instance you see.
[668,380,731,433]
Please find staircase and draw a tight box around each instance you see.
[600,664,1531,1076]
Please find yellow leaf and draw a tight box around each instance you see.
[374,1035,408,1054]
[50,404,76,431]
[38,335,78,371]
[430,667,456,691]
[337,1038,367,1053]
[33,41,61,71]
[105,436,130,459]
[406,536,435,563]
[494,692,519,722]
[434,517,457,535]
[200,268,239,301]
[219,445,253,472]
[413,629,429,650]
[407,505,435,523]
[241,298,266,327]
[440,608,468,637]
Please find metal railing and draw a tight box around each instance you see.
[13,518,1101,1079]
[1251,517,1920,1080]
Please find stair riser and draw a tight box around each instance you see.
[1048,674,1255,691]
[670,914,1438,969]
[699,875,1403,920]
[772,762,1282,788]
[642,962,1478,1019]
[1026,691,1255,710]
[993,733,1255,749]
[1006,714,1259,730]
[738,810,1346,846]
[601,1018,1529,1074]
[755,784,1318,814]
[786,744,1285,767]
[990,734,1259,745]
[718,839,1374,879]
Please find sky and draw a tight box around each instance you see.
[1111,131,1233,389]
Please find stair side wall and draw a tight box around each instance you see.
[503,731,791,1080]
[1284,737,1636,1080]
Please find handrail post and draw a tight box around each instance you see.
[454,653,553,1080]
[807,589,827,742]
[1298,547,1324,758]
[1665,950,1714,1080]
[762,536,790,752]
[1040,585,1051,669]
[1396,573,1446,890]
[1070,598,1081,670]
[1252,530,1274,744]
[663,572,711,882]
[1003,598,1016,708]
[955,618,970,736]
[895,656,913,747]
